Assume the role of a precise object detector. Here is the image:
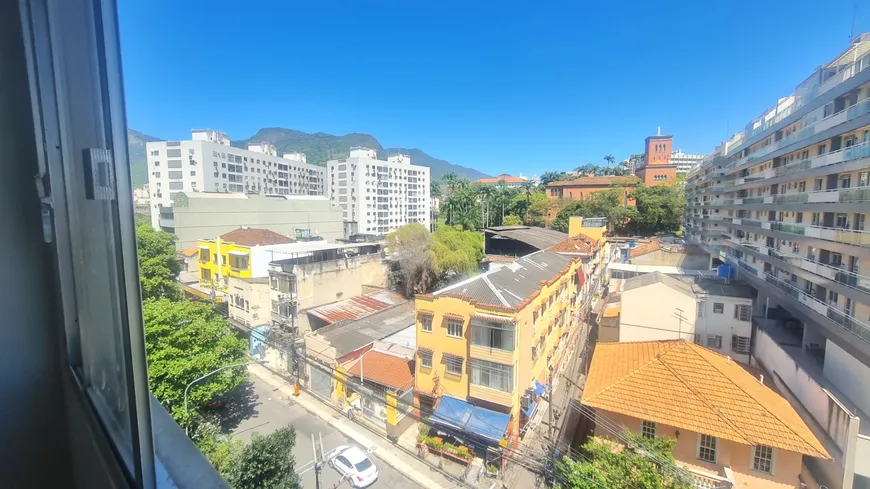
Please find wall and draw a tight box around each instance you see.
[635,165,677,186]
[630,249,711,269]
[620,283,698,342]
[595,409,805,489]
[295,256,389,311]
[172,194,344,250]
[695,295,753,363]
[227,277,271,327]
[824,341,870,418]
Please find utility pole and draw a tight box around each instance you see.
[312,433,322,489]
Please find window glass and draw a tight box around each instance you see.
[752,445,774,473]
[641,420,656,439]
[698,434,717,463]
[713,302,724,314]
[447,319,463,338]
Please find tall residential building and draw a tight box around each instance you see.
[326,147,430,235]
[685,34,870,489]
[146,129,326,229]
[670,149,704,175]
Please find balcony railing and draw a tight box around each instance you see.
[765,247,870,295]
[727,256,870,343]
[769,185,870,205]
[685,466,734,489]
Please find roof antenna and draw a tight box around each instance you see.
[849,4,857,41]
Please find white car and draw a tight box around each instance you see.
[328,445,378,488]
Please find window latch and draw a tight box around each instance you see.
[82,148,116,200]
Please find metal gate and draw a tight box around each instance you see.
[309,364,332,401]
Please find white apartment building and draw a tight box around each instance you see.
[146,129,326,229]
[326,147,430,235]
[670,149,704,175]
[685,33,870,489]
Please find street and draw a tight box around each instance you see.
[226,374,423,489]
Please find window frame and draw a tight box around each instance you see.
[707,334,722,350]
[641,420,656,439]
[419,350,433,369]
[420,315,432,333]
[751,445,775,475]
[712,302,724,314]
[444,355,464,376]
[734,304,751,322]
[446,318,463,338]
[697,434,717,463]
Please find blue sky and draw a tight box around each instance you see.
[119,0,869,177]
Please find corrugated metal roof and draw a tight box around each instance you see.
[483,226,568,251]
[306,290,405,324]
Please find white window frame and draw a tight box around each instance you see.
[707,334,722,350]
[734,304,751,322]
[419,350,433,369]
[697,434,717,463]
[641,420,656,439]
[751,445,776,475]
[444,355,464,376]
[420,316,432,333]
[446,319,463,338]
[713,302,724,314]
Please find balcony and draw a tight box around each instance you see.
[727,256,870,344]
[685,465,734,489]
[770,185,870,205]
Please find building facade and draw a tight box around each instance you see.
[685,34,870,489]
[164,192,344,250]
[196,227,298,292]
[414,250,584,442]
[475,173,531,188]
[671,150,705,175]
[227,276,271,329]
[546,175,640,204]
[634,133,678,186]
[326,148,430,235]
[146,129,326,230]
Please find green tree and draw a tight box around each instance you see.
[430,179,443,197]
[524,191,554,227]
[137,224,182,301]
[630,185,685,235]
[554,432,692,489]
[194,421,244,479]
[226,426,301,489]
[144,298,248,423]
[386,223,435,296]
[603,154,616,166]
[431,226,484,277]
[502,214,523,226]
[540,171,571,186]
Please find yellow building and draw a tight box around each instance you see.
[197,227,295,291]
[415,249,584,444]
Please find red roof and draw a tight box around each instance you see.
[548,235,601,255]
[306,290,406,324]
[218,227,295,247]
[547,175,640,188]
[346,351,414,390]
[178,246,199,257]
[476,175,526,184]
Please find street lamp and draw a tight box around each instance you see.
[183,359,267,434]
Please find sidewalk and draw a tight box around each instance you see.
[248,363,465,489]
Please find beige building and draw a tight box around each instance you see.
[227,276,271,328]
[602,272,755,364]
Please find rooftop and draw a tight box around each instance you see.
[548,234,601,255]
[429,250,573,310]
[483,226,568,251]
[345,350,413,390]
[581,340,830,459]
[546,175,641,188]
[305,290,406,325]
[213,227,295,247]
[622,271,695,298]
[178,246,199,257]
[692,279,754,299]
[476,175,526,184]
[313,302,416,357]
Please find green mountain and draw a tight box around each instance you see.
[128,128,161,187]
[234,127,489,181]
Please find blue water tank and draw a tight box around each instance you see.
[717,264,736,279]
[628,242,637,248]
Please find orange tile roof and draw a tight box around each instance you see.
[178,246,199,257]
[581,340,830,459]
[547,175,641,188]
[218,227,295,247]
[548,234,601,255]
[346,351,413,390]
[476,175,526,184]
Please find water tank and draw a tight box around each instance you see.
[717,264,736,279]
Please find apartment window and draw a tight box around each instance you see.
[198,248,210,262]
[201,268,212,281]
[698,434,717,463]
[796,212,803,223]
[812,212,821,226]
[444,354,464,376]
[471,321,515,352]
[697,300,705,318]
[828,290,839,305]
[153,171,160,178]
[420,316,432,333]
[817,144,826,155]
[752,445,774,474]
[641,420,656,439]
[470,359,513,393]
[734,305,751,322]
[707,335,722,350]
[228,254,248,270]
[713,302,724,314]
[836,214,848,228]
[419,350,433,369]
[731,335,751,355]
[446,319,463,338]
[694,334,701,345]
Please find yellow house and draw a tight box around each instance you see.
[415,249,584,444]
[581,340,831,489]
[197,227,295,291]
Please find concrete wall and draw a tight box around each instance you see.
[595,409,806,489]
[630,249,711,269]
[295,256,389,311]
[696,295,753,364]
[227,277,271,328]
[620,283,698,342]
[824,341,870,418]
[172,194,344,250]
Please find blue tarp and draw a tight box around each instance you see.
[522,400,538,417]
[533,380,547,398]
[431,396,510,445]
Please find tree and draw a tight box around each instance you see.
[540,171,571,186]
[630,185,685,235]
[431,226,484,278]
[226,426,301,489]
[144,298,249,423]
[604,154,616,166]
[519,180,536,205]
[554,432,692,489]
[502,215,523,226]
[386,223,435,296]
[137,224,182,301]
[430,179,442,197]
[524,191,555,227]
[194,421,244,480]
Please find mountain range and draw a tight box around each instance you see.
[126,127,489,187]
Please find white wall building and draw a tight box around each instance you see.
[326,147,430,235]
[670,149,704,175]
[146,129,326,229]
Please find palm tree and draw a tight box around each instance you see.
[479,185,496,228]
[604,154,616,167]
[519,180,535,205]
[442,172,460,197]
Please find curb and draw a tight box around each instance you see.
[247,363,467,489]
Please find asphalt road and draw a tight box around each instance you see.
[226,375,422,489]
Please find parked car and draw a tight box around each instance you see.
[328,445,378,488]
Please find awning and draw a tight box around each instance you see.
[533,380,547,398]
[228,250,248,256]
[431,396,510,445]
[196,244,209,249]
[522,400,538,417]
